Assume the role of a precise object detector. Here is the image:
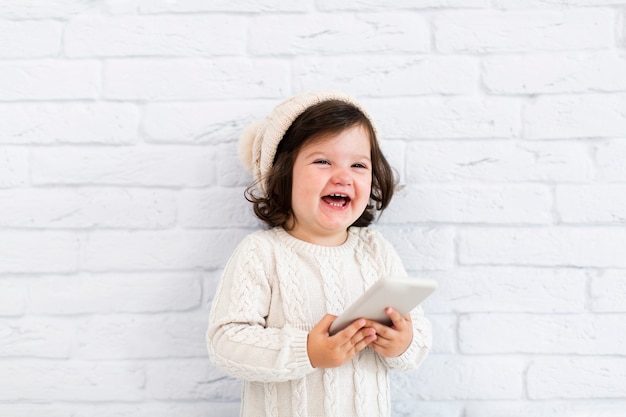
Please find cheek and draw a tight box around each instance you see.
[290,179,316,211]
[357,176,373,195]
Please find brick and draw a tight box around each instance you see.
[466,400,626,417]
[29,273,202,315]
[395,354,523,399]
[435,9,614,53]
[143,100,274,144]
[428,314,456,354]
[458,227,626,268]
[0,232,79,273]
[0,147,29,188]
[406,140,594,183]
[178,187,258,228]
[0,0,94,18]
[0,20,61,58]
[527,357,626,399]
[379,140,406,185]
[0,360,145,401]
[139,0,309,13]
[459,314,626,354]
[364,97,520,139]
[496,0,626,7]
[392,400,464,417]
[204,270,223,303]
[66,15,245,57]
[0,405,71,417]
[421,267,587,314]
[383,184,552,224]
[103,58,289,100]
[483,52,626,94]
[0,318,74,358]
[596,139,626,182]
[378,227,455,271]
[216,142,254,187]
[0,280,26,316]
[0,403,241,417]
[318,0,488,10]
[31,146,213,187]
[81,230,248,271]
[556,185,626,223]
[0,188,175,229]
[524,94,626,139]
[622,9,626,47]
[250,13,429,55]
[1,103,139,144]
[74,314,208,359]
[0,61,99,101]
[294,56,478,96]
[591,270,626,313]
[146,359,241,400]
[102,0,141,14]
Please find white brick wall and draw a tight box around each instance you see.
[1,1,625,416]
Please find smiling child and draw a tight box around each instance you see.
[206,91,432,417]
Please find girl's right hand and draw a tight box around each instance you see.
[306,314,377,368]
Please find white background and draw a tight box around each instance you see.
[1,0,626,416]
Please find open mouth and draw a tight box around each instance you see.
[322,193,351,207]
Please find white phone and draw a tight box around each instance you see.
[328,277,437,336]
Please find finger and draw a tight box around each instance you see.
[368,339,388,355]
[354,327,376,345]
[360,315,396,337]
[334,318,367,341]
[351,329,377,352]
[314,314,338,334]
[345,323,374,348]
[360,319,388,334]
[386,307,407,329]
[369,335,389,348]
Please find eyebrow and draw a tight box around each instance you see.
[304,151,371,161]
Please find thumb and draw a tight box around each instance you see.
[314,314,337,333]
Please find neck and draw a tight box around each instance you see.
[283,224,348,247]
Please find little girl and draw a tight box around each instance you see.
[206,91,432,417]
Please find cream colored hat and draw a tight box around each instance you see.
[238,91,376,194]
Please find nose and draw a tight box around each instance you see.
[331,166,352,186]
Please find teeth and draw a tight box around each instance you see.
[323,193,349,207]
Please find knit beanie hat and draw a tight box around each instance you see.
[238,91,376,195]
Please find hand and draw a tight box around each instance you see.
[364,308,413,358]
[307,314,377,368]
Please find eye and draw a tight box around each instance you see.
[314,159,330,165]
[352,163,369,169]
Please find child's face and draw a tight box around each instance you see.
[287,124,372,246]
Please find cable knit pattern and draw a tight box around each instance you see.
[207,226,431,417]
[292,379,307,417]
[376,354,390,415]
[352,349,366,416]
[317,254,345,416]
[265,383,278,416]
[316,253,346,315]
[322,368,337,416]
[354,231,381,289]
[277,244,308,327]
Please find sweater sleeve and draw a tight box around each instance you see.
[373,231,433,372]
[206,234,315,383]
[383,305,432,371]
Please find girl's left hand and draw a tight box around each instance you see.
[363,308,413,358]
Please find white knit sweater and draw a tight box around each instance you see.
[206,227,432,417]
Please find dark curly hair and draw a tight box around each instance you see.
[245,99,397,229]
